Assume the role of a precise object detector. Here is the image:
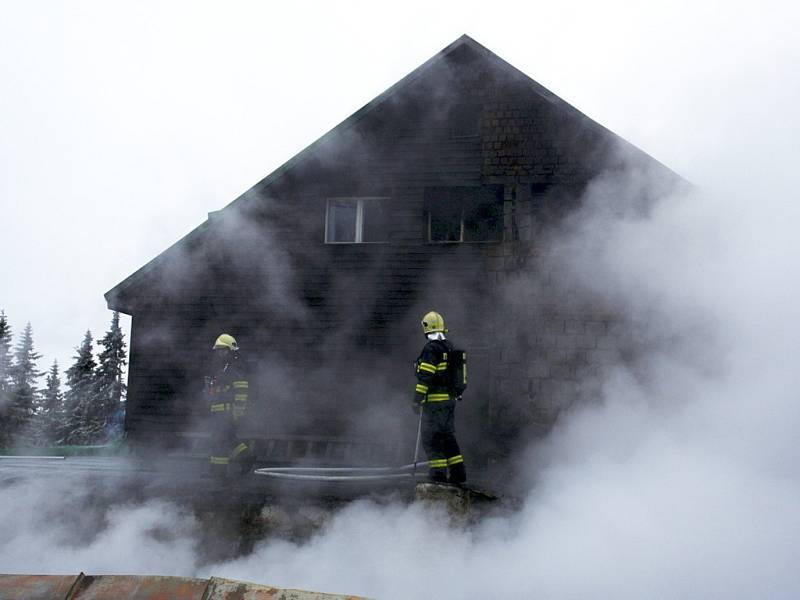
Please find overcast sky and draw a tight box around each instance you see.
[1,0,796,374]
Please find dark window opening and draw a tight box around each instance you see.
[429,190,463,242]
[326,198,390,243]
[463,194,502,241]
[426,186,503,242]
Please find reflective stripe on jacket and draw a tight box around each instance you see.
[207,363,249,421]
[414,339,454,404]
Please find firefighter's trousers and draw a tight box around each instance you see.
[208,416,251,479]
[421,400,466,484]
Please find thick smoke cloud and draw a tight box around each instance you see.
[0,472,200,575]
[206,151,800,598]
[4,140,800,597]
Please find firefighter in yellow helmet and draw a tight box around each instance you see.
[413,311,467,484]
[205,333,253,479]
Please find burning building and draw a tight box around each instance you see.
[105,35,682,481]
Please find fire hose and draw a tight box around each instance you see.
[254,406,427,483]
[253,462,428,482]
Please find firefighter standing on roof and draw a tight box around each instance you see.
[413,311,467,484]
[205,333,252,478]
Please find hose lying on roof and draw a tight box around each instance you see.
[254,462,428,482]
[0,455,65,460]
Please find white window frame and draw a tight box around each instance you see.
[325,197,390,244]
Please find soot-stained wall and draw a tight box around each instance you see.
[106,36,681,478]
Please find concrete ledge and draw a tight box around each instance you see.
[415,482,498,518]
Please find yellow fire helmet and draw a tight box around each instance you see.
[421,310,447,334]
[212,333,239,351]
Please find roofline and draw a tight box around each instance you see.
[104,221,210,313]
[105,34,682,311]
[105,35,482,309]
[461,37,683,181]
[232,35,488,205]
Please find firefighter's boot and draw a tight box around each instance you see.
[448,454,466,485]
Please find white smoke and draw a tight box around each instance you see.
[5,147,799,598]
[198,164,800,599]
[0,474,200,575]
[4,8,800,600]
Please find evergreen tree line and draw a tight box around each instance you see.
[0,310,127,448]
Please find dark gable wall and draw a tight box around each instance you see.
[115,41,678,476]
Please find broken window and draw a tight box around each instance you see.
[426,186,503,242]
[428,190,463,242]
[325,198,390,243]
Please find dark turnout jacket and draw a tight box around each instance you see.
[414,338,455,404]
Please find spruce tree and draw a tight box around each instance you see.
[40,360,64,445]
[0,311,11,390]
[0,311,13,446]
[7,323,43,445]
[94,311,127,441]
[64,330,97,444]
